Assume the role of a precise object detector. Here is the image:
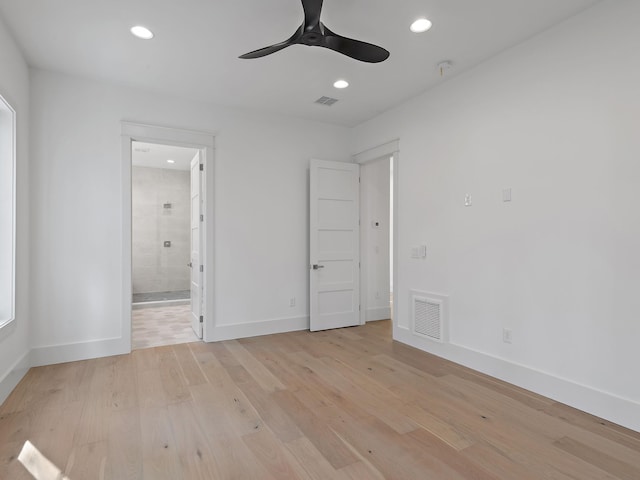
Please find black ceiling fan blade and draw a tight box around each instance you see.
[323,28,390,63]
[301,0,323,28]
[239,39,295,59]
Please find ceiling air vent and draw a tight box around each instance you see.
[314,96,339,107]
[411,291,449,343]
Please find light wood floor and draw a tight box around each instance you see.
[1,320,639,479]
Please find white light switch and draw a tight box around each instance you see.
[502,188,512,202]
[464,194,472,207]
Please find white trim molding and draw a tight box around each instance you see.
[211,316,309,342]
[0,350,30,405]
[30,338,128,368]
[353,139,399,165]
[394,325,640,433]
[366,307,391,322]
[353,139,400,332]
[121,122,216,348]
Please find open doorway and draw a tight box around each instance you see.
[360,154,394,323]
[131,141,202,350]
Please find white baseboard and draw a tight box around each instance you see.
[366,307,391,322]
[30,337,129,367]
[0,350,31,405]
[209,315,309,342]
[394,326,640,433]
[132,299,189,309]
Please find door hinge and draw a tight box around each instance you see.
[199,265,204,272]
[359,305,361,311]
[359,177,361,183]
[200,214,204,222]
[199,163,204,171]
[199,315,203,323]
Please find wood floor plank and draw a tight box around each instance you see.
[65,441,109,480]
[327,411,463,480]
[273,389,360,470]
[157,347,191,405]
[2,320,639,480]
[291,351,420,434]
[554,436,640,480]
[406,427,499,480]
[104,407,142,480]
[339,460,386,480]
[223,340,287,393]
[26,402,81,474]
[166,400,220,479]
[189,382,277,480]
[0,443,33,480]
[242,429,309,479]
[284,437,352,480]
[544,401,640,452]
[138,406,182,480]
[231,366,304,443]
[172,343,207,387]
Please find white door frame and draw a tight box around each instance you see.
[353,139,400,327]
[122,122,215,349]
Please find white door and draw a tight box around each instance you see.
[190,153,203,338]
[310,159,360,331]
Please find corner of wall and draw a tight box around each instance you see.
[393,325,640,433]
[0,347,31,405]
[29,337,129,368]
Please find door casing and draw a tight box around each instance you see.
[122,122,215,349]
[353,140,400,328]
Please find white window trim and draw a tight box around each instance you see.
[0,93,16,330]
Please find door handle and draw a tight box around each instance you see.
[187,262,192,268]
[312,264,325,270]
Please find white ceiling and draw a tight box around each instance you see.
[132,141,198,171]
[0,0,600,127]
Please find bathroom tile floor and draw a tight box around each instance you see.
[132,304,200,350]
[132,290,190,304]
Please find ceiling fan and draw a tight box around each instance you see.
[239,0,390,63]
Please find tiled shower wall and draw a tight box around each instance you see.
[132,166,190,294]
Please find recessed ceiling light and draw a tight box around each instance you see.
[130,25,154,40]
[410,18,432,33]
[167,159,175,164]
[333,79,349,89]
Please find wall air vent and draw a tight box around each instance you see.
[314,96,339,106]
[410,291,449,343]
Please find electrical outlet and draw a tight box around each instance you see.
[503,328,513,344]
[289,297,296,307]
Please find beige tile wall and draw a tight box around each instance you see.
[132,166,190,294]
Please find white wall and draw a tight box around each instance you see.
[29,68,352,363]
[0,16,30,404]
[132,166,190,295]
[360,157,391,322]
[353,0,640,431]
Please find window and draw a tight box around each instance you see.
[0,94,15,329]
